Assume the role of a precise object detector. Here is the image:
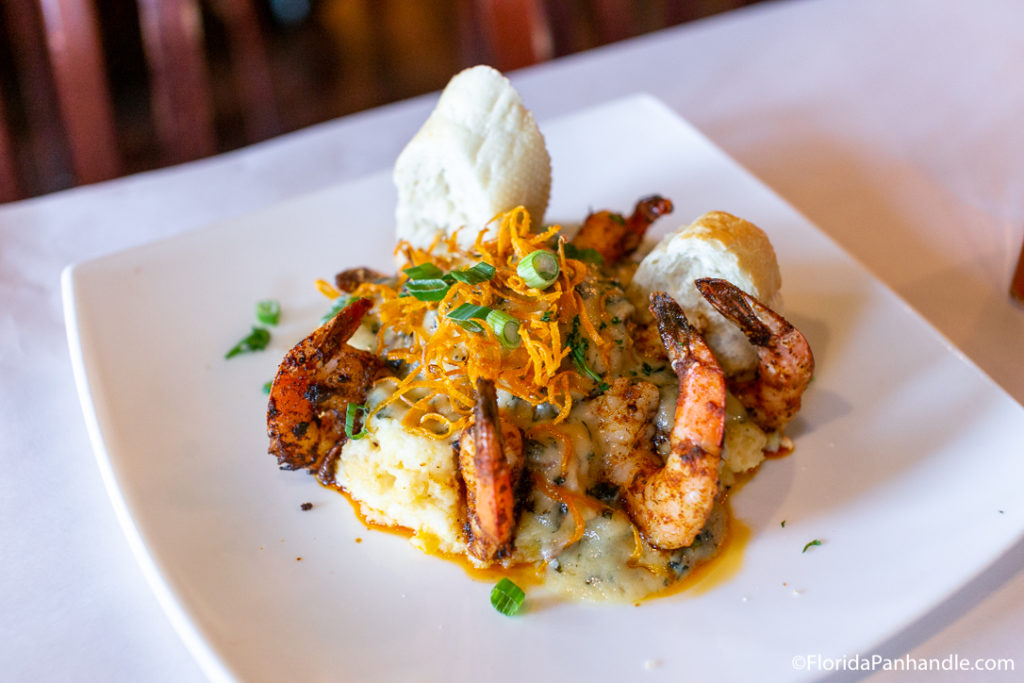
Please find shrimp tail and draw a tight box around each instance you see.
[695,278,814,431]
[571,195,674,265]
[627,195,674,241]
[459,378,524,564]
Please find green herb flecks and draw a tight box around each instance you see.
[225,326,271,359]
[802,539,822,553]
[562,243,604,266]
[566,316,609,392]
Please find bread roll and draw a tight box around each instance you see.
[393,65,551,251]
[631,211,782,375]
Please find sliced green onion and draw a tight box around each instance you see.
[450,262,495,285]
[490,577,525,616]
[345,403,368,440]
[517,250,560,289]
[403,263,445,280]
[225,326,271,359]
[802,539,822,553]
[486,310,520,349]
[404,279,451,301]
[562,243,604,265]
[255,299,280,325]
[262,381,272,395]
[453,320,484,333]
[448,303,492,332]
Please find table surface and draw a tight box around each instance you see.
[3,0,1022,680]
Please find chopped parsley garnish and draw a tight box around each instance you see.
[490,577,525,616]
[228,299,285,359]
[225,326,271,359]
[566,316,610,391]
[562,243,604,265]
[802,539,822,553]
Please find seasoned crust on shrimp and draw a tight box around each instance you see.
[267,298,386,485]
[458,378,524,565]
[593,292,726,550]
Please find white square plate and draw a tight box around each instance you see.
[63,95,1024,682]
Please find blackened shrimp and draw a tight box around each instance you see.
[594,292,726,549]
[458,378,525,565]
[267,298,385,485]
[695,278,814,432]
[572,195,674,265]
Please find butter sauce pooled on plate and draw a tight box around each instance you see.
[265,66,814,603]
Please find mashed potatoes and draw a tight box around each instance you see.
[336,412,466,556]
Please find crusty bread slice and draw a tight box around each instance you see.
[632,211,782,375]
[393,65,551,251]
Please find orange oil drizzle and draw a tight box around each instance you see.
[325,448,791,601]
[327,482,545,589]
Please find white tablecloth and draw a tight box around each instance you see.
[3,0,1022,680]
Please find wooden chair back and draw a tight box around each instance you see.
[0,0,278,202]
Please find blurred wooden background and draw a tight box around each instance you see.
[0,0,763,202]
